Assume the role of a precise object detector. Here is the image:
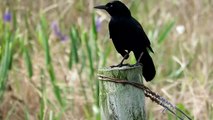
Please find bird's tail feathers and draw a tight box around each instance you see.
[134,50,156,81]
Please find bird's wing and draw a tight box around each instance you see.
[109,20,114,39]
[109,19,129,57]
[129,18,154,53]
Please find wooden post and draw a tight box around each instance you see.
[98,65,146,120]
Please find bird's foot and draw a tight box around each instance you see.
[127,52,144,67]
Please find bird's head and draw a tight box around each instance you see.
[94,1,131,17]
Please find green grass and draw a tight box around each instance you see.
[0,21,15,101]
[0,0,212,120]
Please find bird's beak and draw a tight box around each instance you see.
[94,5,106,10]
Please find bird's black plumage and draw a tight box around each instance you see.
[95,1,156,81]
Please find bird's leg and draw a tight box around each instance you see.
[132,51,144,67]
[137,52,144,63]
[111,51,130,68]
[118,53,129,66]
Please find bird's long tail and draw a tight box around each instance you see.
[134,50,156,81]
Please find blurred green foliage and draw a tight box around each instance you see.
[0,0,212,120]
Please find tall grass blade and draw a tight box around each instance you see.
[39,96,46,120]
[91,13,99,62]
[39,69,47,120]
[24,107,30,120]
[92,13,98,41]
[0,31,13,100]
[48,65,64,107]
[49,111,53,120]
[23,46,33,78]
[38,15,64,107]
[39,15,51,65]
[12,10,17,31]
[158,20,175,44]
[69,26,80,69]
[83,32,94,77]
[101,44,112,67]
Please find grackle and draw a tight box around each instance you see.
[94,1,156,81]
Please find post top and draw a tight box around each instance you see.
[98,65,142,72]
[98,65,143,82]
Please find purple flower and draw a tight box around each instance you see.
[95,17,102,32]
[51,21,68,41]
[59,34,68,41]
[3,11,12,22]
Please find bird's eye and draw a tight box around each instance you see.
[110,4,113,8]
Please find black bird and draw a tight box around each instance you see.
[94,1,156,81]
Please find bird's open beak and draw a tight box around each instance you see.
[94,5,106,10]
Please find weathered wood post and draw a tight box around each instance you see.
[98,65,146,120]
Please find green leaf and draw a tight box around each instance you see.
[23,47,33,78]
[158,20,175,44]
[69,26,80,69]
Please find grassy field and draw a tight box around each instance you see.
[0,0,212,120]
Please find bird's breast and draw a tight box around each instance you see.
[110,20,136,50]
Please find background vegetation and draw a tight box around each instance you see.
[0,0,212,119]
